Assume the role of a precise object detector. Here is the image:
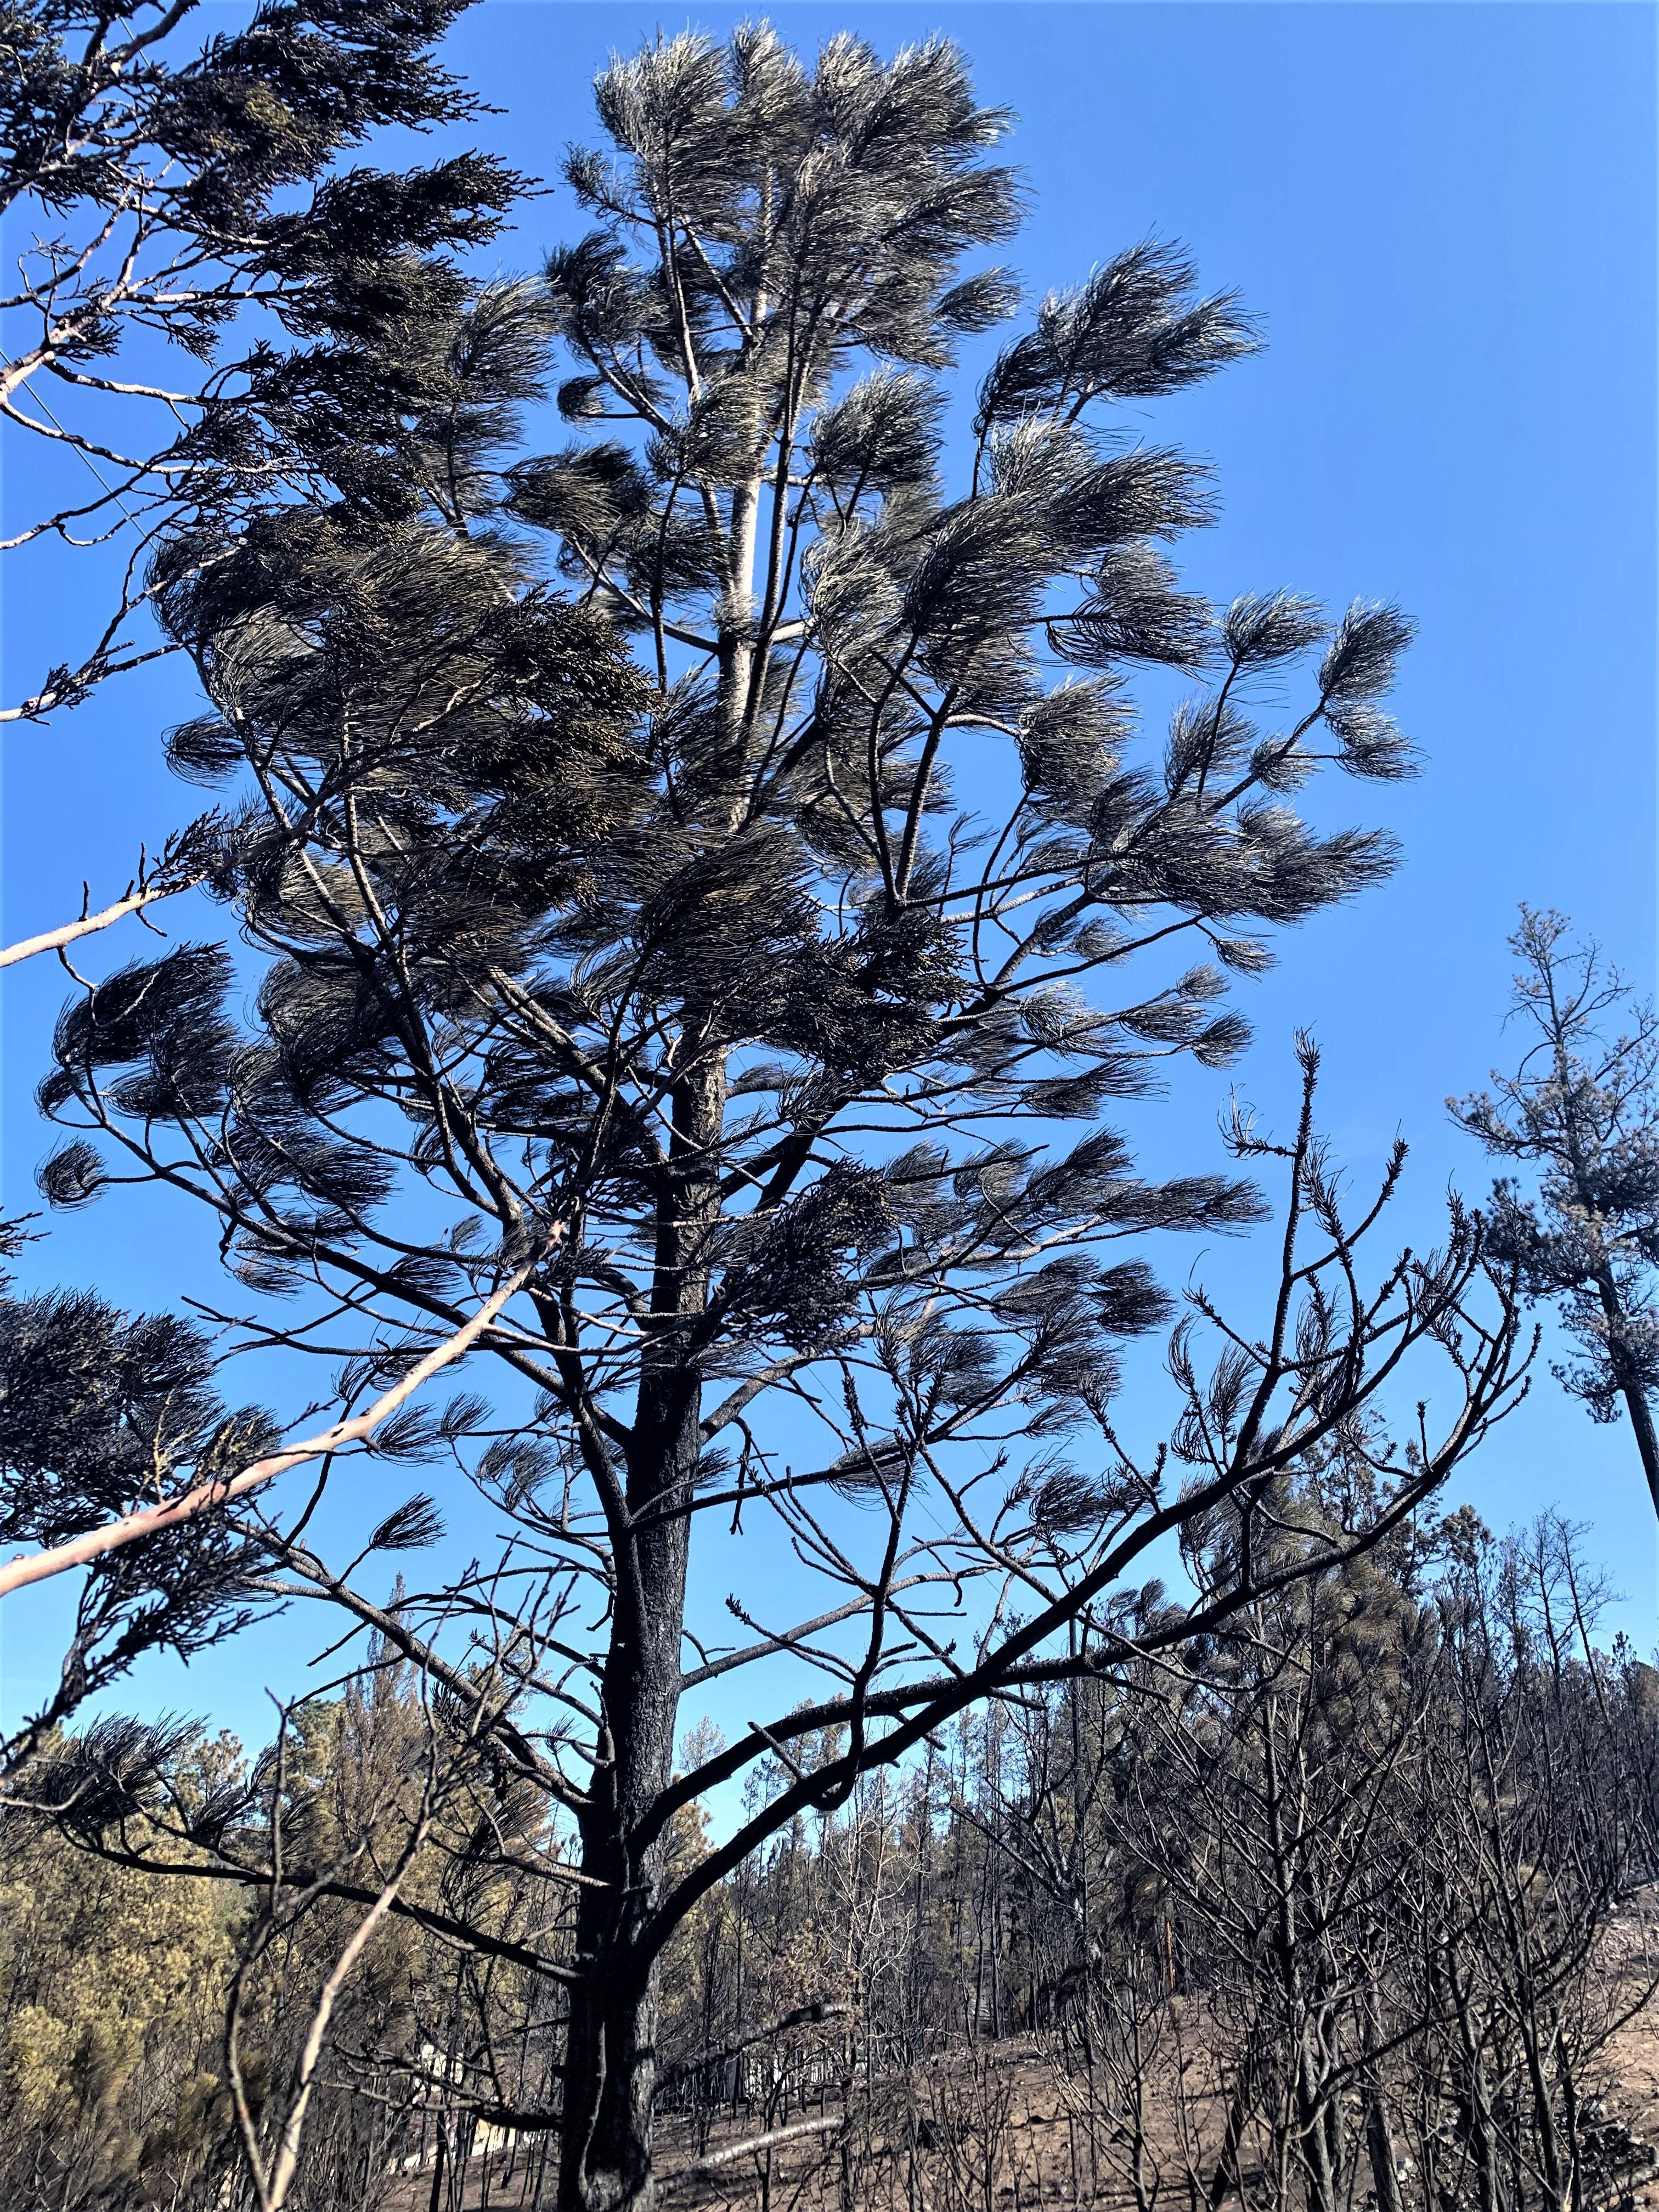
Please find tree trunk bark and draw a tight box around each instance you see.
[557,1947,666,2212]
[1364,2089,1404,2212]
[1359,1986,1403,2212]
[561,434,752,2196]
[558,1057,725,2212]
[1593,1264,1659,1517]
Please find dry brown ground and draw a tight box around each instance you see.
[387,2028,1659,2212]
[383,1899,1659,2212]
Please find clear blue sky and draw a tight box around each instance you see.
[2,2,1655,1753]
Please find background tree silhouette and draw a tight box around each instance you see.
[1454,907,1659,1516]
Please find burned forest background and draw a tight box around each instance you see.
[8,1508,1659,2212]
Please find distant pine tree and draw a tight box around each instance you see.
[1455,906,1659,1513]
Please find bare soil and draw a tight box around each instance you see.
[383,1898,1659,2211]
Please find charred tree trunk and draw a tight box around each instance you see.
[1361,1987,1404,2212]
[558,1058,725,2212]
[1593,1260,1659,1517]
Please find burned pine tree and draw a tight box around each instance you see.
[2,27,1530,2212]
[1455,907,1659,1516]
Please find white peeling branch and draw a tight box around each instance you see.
[0,1260,541,1598]
[0,878,198,970]
[658,2115,843,2192]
